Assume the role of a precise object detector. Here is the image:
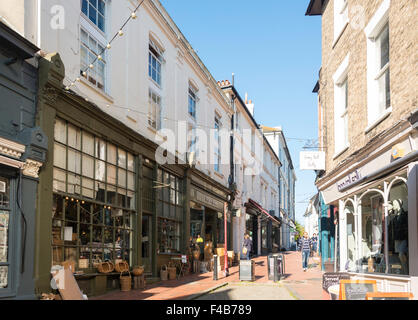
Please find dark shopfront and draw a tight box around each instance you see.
[188,170,231,251]
[34,53,188,296]
[0,22,47,299]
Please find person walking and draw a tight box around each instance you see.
[298,232,312,272]
[311,233,318,257]
[241,233,252,260]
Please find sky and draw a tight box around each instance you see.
[162,0,322,225]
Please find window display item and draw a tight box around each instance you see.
[120,270,131,292]
[132,266,144,276]
[78,259,89,269]
[97,261,114,273]
[115,260,129,273]
[160,265,168,281]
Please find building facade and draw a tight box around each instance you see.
[307,0,418,297]
[0,21,47,299]
[304,194,319,238]
[264,128,297,251]
[219,81,281,257]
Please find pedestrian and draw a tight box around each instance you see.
[196,234,204,260]
[241,233,252,260]
[298,232,312,272]
[311,233,318,257]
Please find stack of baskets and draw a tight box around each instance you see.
[115,261,131,292]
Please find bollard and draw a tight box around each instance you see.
[273,255,279,282]
[213,255,218,280]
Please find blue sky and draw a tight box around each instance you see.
[162,0,322,224]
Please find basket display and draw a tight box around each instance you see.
[132,266,144,276]
[160,264,168,281]
[78,259,89,269]
[167,262,177,280]
[115,260,129,273]
[97,261,114,273]
[120,271,131,292]
[193,250,200,260]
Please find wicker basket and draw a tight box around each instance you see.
[115,260,129,273]
[160,264,168,281]
[132,266,144,276]
[97,261,114,273]
[167,262,177,280]
[120,271,131,292]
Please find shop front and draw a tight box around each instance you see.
[319,115,418,297]
[0,22,47,300]
[34,53,164,296]
[188,170,231,259]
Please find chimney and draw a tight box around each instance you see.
[246,98,254,117]
[245,92,248,104]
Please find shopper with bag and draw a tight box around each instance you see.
[241,233,252,260]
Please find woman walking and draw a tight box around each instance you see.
[241,233,252,260]
[298,232,312,272]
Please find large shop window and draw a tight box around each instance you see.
[355,174,409,275]
[0,177,10,289]
[156,169,183,253]
[52,118,136,268]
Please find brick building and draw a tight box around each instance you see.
[307,0,417,297]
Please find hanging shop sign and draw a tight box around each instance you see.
[300,151,325,170]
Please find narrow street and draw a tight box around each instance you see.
[92,251,325,300]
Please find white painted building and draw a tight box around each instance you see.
[0,0,233,185]
[304,194,319,237]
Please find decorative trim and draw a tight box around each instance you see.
[22,159,43,178]
[0,137,26,159]
[0,155,25,169]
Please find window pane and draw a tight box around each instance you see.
[82,131,94,155]
[68,124,81,149]
[68,149,81,174]
[54,118,67,144]
[379,25,389,68]
[107,164,116,185]
[127,172,135,191]
[53,168,66,192]
[107,143,117,165]
[118,169,126,188]
[81,0,88,16]
[0,211,9,263]
[95,139,106,160]
[127,153,134,172]
[98,0,105,15]
[82,177,94,199]
[54,143,67,169]
[89,4,97,25]
[107,184,116,205]
[98,14,105,32]
[95,160,105,182]
[67,174,81,195]
[81,29,89,47]
[118,149,127,168]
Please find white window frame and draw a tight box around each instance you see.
[80,27,107,92]
[81,0,106,33]
[148,89,162,130]
[333,0,349,45]
[148,39,163,87]
[333,54,350,158]
[364,0,391,131]
[188,84,198,120]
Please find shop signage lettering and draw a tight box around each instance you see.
[191,188,224,212]
[337,170,361,192]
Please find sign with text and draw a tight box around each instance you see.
[339,280,377,300]
[337,170,361,192]
[300,151,325,170]
[322,272,350,293]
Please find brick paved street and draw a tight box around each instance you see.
[92,251,326,300]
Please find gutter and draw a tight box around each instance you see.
[338,150,418,193]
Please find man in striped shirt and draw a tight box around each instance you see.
[298,232,312,272]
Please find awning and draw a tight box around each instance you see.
[247,199,281,225]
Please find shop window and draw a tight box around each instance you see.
[52,119,136,268]
[157,218,180,254]
[345,204,356,271]
[0,176,10,289]
[388,180,408,275]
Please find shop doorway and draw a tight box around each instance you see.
[142,215,152,273]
